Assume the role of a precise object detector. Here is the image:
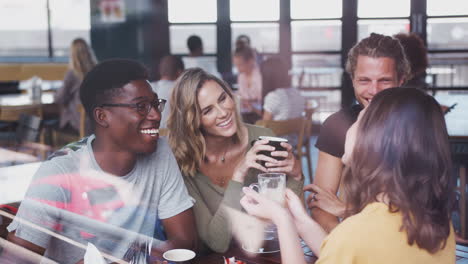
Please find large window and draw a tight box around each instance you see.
[290,0,342,88]
[426,1,468,88]
[231,23,279,53]
[230,0,280,54]
[357,0,410,18]
[168,0,217,55]
[230,0,279,22]
[0,0,90,59]
[357,0,410,41]
[290,0,343,121]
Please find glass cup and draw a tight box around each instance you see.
[249,172,286,244]
[249,172,286,206]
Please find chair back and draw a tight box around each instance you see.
[255,117,306,149]
[0,104,42,122]
[78,104,86,138]
[16,113,42,144]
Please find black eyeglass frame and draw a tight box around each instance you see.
[99,98,167,116]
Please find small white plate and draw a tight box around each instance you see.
[163,249,196,262]
[241,244,280,254]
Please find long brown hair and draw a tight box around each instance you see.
[167,68,244,177]
[70,38,97,80]
[342,87,454,253]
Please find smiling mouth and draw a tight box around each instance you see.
[140,128,159,137]
[217,117,232,127]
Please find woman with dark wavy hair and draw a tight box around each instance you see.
[241,87,455,263]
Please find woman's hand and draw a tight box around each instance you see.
[232,139,280,182]
[304,184,346,218]
[284,189,309,225]
[267,142,302,181]
[240,187,288,223]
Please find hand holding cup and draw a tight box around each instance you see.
[252,136,302,181]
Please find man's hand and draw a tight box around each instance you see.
[159,208,197,252]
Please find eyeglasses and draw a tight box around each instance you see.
[100,98,166,116]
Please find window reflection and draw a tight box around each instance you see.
[428,18,468,50]
[357,19,409,41]
[428,53,468,87]
[427,0,468,16]
[290,0,342,19]
[49,0,91,57]
[0,0,48,56]
[291,54,342,88]
[170,24,217,54]
[168,0,217,23]
[358,0,410,18]
[230,0,279,21]
[291,20,341,52]
[231,23,279,53]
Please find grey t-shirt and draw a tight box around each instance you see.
[8,135,193,264]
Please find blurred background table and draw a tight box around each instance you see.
[0,93,58,122]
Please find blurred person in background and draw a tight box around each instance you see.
[235,34,263,65]
[261,57,305,146]
[54,38,97,135]
[183,35,221,78]
[394,33,452,114]
[394,33,429,90]
[151,55,184,128]
[233,46,262,124]
[235,34,251,50]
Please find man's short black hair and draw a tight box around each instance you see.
[187,35,203,53]
[80,58,148,123]
[159,55,185,80]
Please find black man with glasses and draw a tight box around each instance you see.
[6,59,197,264]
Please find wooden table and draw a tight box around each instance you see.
[0,93,58,121]
[193,243,316,264]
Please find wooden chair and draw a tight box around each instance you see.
[0,113,53,164]
[0,104,43,122]
[450,136,468,239]
[255,109,314,184]
[50,104,87,148]
[78,103,86,138]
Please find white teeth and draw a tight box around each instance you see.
[140,128,159,135]
[218,118,231,127]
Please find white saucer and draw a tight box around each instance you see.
[163,249,196,262]
[241,244,280,254]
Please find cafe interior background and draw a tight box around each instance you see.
[0,0,468,254]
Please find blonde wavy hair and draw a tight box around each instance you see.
[69,38,97,80]
[167,68,244,177]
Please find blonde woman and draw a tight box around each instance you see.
[167,68,304,253]
[54,38,97,134]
